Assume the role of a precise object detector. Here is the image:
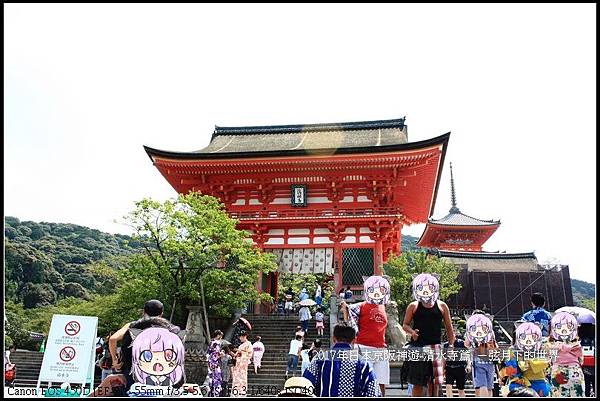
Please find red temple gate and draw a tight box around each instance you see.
[145,118,449,306]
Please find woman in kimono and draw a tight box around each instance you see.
[549,312,585,397]
[206,330,223,397]
[231,331,253,397]
[252,336,265,374]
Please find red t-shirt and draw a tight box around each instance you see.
[355,303,388,348]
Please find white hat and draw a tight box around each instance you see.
[277,377,316,397]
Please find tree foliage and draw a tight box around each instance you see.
[383,250,462,314]
[122,193,278,324]
[580,297,595,311]
[21,283,57,308]
[4,217,144,307]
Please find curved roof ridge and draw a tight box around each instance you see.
[213,117,406,136]
[143,131,448,161]
[436,249,537,259]
[429,209,500,226]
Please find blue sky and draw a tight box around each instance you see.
[4,4,596,283]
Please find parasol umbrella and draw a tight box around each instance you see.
[238,316,252,330]
[554,306,596,325]
[299,299,317,307]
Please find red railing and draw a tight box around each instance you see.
[228,206,402,220]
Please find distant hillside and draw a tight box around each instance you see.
[571,278,596,308]
[4,216,145,308]
[401,234,419,252]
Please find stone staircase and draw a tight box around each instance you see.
[230,313,330,393]
[9,350,102,388]
[440,381,477,397]
[10,350,45,388]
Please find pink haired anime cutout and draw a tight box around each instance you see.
[412,273,439,304]
[551,312,579,342]
[364,275,391,305]
[466,314,495,345]
[131,327,185,386]
[515,322,543,351]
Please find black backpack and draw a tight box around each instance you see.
[100,344,112,370]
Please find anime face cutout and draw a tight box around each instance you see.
[412,273,439,305]
[551,312,578,342]
[515,322,543,351]
[364,275,390,305]
[466,314,495,345]
[131,327,185,385]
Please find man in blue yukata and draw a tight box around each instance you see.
[302,323,382,397]
[521,292,553,337]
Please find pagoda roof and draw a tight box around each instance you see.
[434,250,536,260]
[433,250,540,272]
[143,118,438,160]
[428,211,500,226]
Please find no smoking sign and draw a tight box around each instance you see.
[64,321,80,336]
[59,346,76,362]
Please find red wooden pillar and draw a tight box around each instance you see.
[334,241,343,292]
[374,239,383,275]
[254,232,265,313]
[398,224,402,254]
[274,271,280,302]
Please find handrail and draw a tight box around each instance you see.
[229,206,402,220]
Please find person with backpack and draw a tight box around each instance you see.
[277,299,285,315]
[443,333,469,397]
[285,288,295,316]
[4,344,16,387]
[97,332,113,382]
[315,307,325,337]
[298,305,312,335]
[315,284,322,307]
[344,285,353,303]
[92,300,182,396]
[464,312,499,398]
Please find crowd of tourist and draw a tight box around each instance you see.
[5,276,595,398]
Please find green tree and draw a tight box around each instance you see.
[5,301,36,349]
[63,282,91,299]
[5,241,54,285]
[122,193,278,327]
[21,283,57,308]
[383,250,462,314]
[580,297,595,311]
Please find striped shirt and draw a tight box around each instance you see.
[302,343,382,397]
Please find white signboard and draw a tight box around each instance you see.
[37,315,98,389]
